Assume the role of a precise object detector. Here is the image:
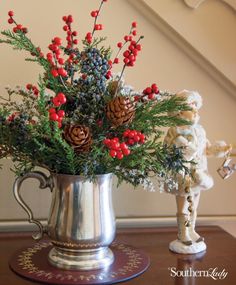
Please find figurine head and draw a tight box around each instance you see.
[176,90,202,125]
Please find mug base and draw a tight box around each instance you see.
[48,246,114,270]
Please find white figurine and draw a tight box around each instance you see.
[164,90,231,254]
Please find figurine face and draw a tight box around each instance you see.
[178,109,199,125]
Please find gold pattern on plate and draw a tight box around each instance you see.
[17,242,144,282]
[51,240,103,249]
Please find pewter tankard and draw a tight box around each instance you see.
[13,172,115,270]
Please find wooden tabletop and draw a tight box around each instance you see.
[0,226,235,285]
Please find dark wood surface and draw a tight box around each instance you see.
[0,226,236,285]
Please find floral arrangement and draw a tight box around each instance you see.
[0,0,191,190]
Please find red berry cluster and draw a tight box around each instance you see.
[113,22,139,65]
[143,84,159,100]
[103,138,131,159]
[62,15,78,49]
[85,32,93,44]
[86,0,108,44]
[47,37,68,78]
[134,83,159,102]
[26,84,39,96]
[48,92,67,127]
[7,11,28,34]
[123,129,145,145]
[123,39,142,67]
[48,108,65,128]
[52,92,67,107]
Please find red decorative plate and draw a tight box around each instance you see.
[9,241,150,285]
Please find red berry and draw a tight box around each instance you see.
[145,87,152,94]
[91,11,97,17]
[128,45,135,51]
[51,69,59,77]
[62,16,68,22]
[123,130,130,137]
[16,24,23,30]
[113,58,119,64]
[8,18,14,24]
[22,27,28,34]
[120,142,128,150]
[132,49,138,56]
[128,139,135,145]
[57,110,65,117]
[111,142,120,151]
[58,68,67,77]
[50,113,59,121]
[67,15,73,23]
[151,84,159,94]
[117,42,123,48]
[139,134,145,141]
[122,148,131,156]
[53,37,62,46]
[132,30,137,36]
[116,151,124,160]
[33,88,39,96]
[52,97,61,107]
[73,39,78,44]
[124,35,129,42]
[124,58,129,64]
[26,84,32,90]
[57,92,67,104]
[134,96,140,102]
[109,150,117,158]
[123,50,130,58]
[63,25,68,31]
[113,137,119,142]
[47,52,53,59]
[105,70,112,79]
[49,108,56,114]
[72,31,78,36]
[136,44,141,51]
[103,139,111,146]
[58,58,65,65]
[134,135,140,142]
[132,21,137,28]
[129,54,135,62]
[86,32,92,38]
[129,130,137,138]
[148,93,155,100]
[8,11,14,17]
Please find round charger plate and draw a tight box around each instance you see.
[9,241,150,285]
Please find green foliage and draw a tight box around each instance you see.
[0,11,193,191]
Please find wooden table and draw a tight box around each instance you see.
[0,226,235,285]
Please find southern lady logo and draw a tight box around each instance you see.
[168,267,228,280]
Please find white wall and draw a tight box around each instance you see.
[0,0,235,227]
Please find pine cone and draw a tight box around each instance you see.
[106,96,135,127]
[64,124,92,153]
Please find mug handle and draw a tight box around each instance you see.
[13,171,53,240]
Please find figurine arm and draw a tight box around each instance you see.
[206,140,232,158]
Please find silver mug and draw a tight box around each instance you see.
[13,172,115,270]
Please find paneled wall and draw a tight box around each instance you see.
[0,0,235,228]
